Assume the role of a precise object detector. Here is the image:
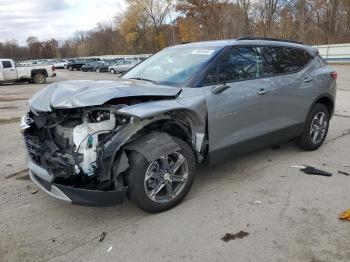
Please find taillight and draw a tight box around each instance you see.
[52,66,56,71]
[330,71,337,80]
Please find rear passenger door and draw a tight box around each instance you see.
[205,46,275,163]
[260,46,317,130]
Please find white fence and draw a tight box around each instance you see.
[79,54,152,60]
[314,43,350,63]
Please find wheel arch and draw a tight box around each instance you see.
[100,109,206,187]
[31,69,48,77]
[310,93,335,118]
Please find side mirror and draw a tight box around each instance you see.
[211,83,230,94]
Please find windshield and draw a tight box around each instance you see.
[123,46,222,86]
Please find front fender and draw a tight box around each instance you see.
[117,96,207,133]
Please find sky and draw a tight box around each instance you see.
[0,0,127,45]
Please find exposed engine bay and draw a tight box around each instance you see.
[23,106,130,190]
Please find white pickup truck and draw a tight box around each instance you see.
[0,59,56,84]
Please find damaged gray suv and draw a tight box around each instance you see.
[21,37,337,212]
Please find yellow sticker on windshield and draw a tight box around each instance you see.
[192,49,215,55]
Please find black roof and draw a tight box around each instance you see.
[236,37,303,45]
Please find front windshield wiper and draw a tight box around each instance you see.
[129,77,158,84]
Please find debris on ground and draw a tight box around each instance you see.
[99,232,107,242]
[221,231,249,242]
[26,185,38,194]
[107,246,113,252]
[291,165,332,177]
[339,209,350,222]
[5,169,28,179]
[338,170,350,176]
[16,173,30,180]
[252,200,262,205]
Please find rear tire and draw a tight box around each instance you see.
[68,66,73,71]
[296,103,329,151]
[33,73,46,84]
[127,135,196,213]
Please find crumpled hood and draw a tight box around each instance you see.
[28,80,181,112]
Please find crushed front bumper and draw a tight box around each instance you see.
[28,159,127,207]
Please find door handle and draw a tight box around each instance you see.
[304,77,313,83]
[257,88,268,95]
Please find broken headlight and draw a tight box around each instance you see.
[20,113,34,130]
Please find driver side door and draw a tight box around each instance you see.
[2,60,17,81]
[204,46,276,164]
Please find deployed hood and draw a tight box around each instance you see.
[28,80,181,112]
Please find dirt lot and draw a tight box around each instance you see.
[1,66,350,262]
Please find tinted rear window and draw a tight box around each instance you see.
[262,47,312,76]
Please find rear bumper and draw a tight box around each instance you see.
[28,159,127,207]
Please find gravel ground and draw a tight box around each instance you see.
[0,67,350,262]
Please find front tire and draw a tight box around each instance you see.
[110,69,115,74]
[68,66,73,71]
[127,136,196,213]
[296,103,329,150]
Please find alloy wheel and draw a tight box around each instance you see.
[144,152,189,203]
[310,112,328,144]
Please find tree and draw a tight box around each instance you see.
[237,0,252,36]
[126,0,172,51]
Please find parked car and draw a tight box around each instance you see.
[21,37,336,212]
[82,61,111,72]
[67,58,100,71]
[108,60,139,74]
[53,59,69,69]
[0,59,56,84]
[94,61,112,73]
[80,61,101,72]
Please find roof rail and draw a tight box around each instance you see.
[237,37,303,45]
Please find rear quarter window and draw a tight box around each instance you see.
[261,47,312,76]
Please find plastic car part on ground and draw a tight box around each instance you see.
[338,170,350,176]
[291,165,332,177]
[339,209,350,222]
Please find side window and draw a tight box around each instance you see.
[261,47,285,75]
[2,61,13,68]
[299,50,312,66]
[262,47,311,75]
[203,66,218,85]
[275,47,301,73]
[203,46,262,85]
